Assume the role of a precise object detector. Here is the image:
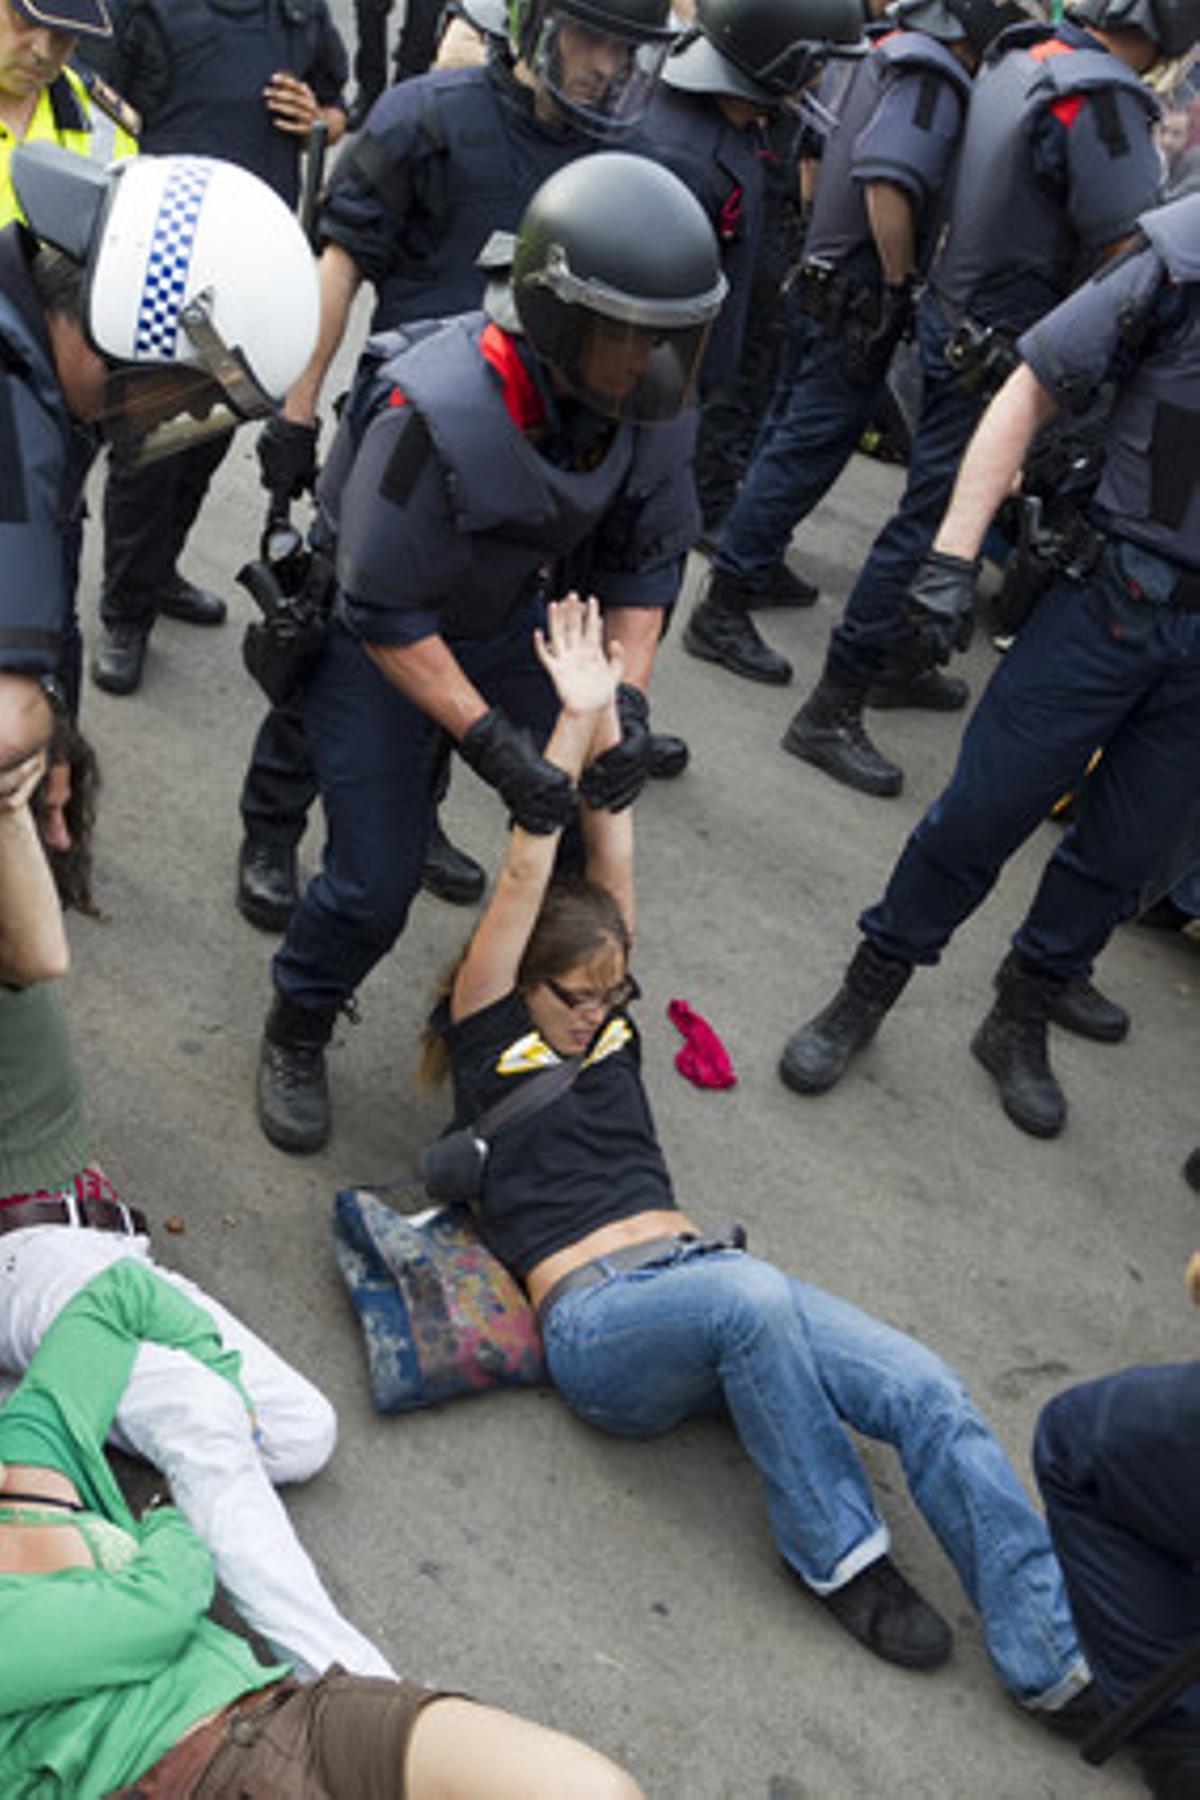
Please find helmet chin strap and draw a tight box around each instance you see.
[179,288,274,421]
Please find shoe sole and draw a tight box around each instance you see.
[237,889,295,934]
[778,1046,845,1096]
[780,727,903,798]
[158,603,227,627]
[258,1111,329,1154]
[867,683,968,713]
[1046,1005,1129,1045]
[420,871,486,907]
[970,1028,1065,1139]
[91,661,144,696]
[682,625,793,686]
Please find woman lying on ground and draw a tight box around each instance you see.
[422,594,1094,1725]
[0,1258,641,1798]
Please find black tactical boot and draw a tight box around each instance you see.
[421,816,486,906]
[237,839,299,933]
[971,952,1067,1138]
[1048,976,1130,1044]
[683,572,793,685]
[869,669,969,712]
[744,562,819,610]
[257,995,339,1154]
[779,940,912,1095]
[1183,1148,1200,1193]
[647,731,690,779]
[782,675,903,797]
[92,623,149,695]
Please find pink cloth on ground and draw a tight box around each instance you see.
[667,999,737,1090]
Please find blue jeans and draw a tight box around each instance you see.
[714,313,880,591]
[1035,1365,1200,1729]
[861,569,1200,977]
[828,295,984,688]
[542,1243,1085,1704]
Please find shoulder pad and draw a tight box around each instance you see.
[1032,47,1158,116]
[876,32,972,102]
[1138,193,1200,283]
[77,67,142,139]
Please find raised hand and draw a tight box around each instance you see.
[534,594,624,719]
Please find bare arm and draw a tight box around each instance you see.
[282,243,363,426]
[579,702,634,942]
[0,755,68,985]
[364,634,491,741]
[451,598,621,1022]
[933,363,1060,561]
[864,180,916,286]
[602,604,662,694]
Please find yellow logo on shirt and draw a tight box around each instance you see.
[495,1016,632,1076]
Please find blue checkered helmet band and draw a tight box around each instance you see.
[133,159,213,359]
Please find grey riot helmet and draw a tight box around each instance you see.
[887,0,1044,52]
[664,0,867,105]
[1069,0,1199,56]
[513,152,727,421]
[508,0,677,135]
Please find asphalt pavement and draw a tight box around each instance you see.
[62,143,1199,1800]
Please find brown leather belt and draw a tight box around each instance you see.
[107,1678,297,1798]
[0,1193,149,1238]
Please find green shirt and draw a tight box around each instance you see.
[0,1260,287,1797]
[0,983,90,1197]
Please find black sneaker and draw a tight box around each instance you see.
[814,1556,952,1670]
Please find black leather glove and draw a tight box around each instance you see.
[579,683,651,813]
[459,707,577,835]
[840,280,914,388]
[903,549,979,667]
[257,416,320,504]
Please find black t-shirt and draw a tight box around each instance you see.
[438,989,678,1281]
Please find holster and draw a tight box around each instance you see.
[239,550,336,707]
[943,315,1019,401]
[792,256,850,334]
[992,493,1104,638]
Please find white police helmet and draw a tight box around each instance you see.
[13,144,319,462]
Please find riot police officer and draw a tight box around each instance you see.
[684,0,988,704]
[237,0,676,931]
[648,0,864,588]
[254,153,725,1156]
[774,0,1179,800]
[0,140,318,758]
[90,0,348,701]
[778,190,1200,1141]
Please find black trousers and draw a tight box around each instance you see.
[101,434,233,631]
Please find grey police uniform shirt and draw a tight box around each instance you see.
[805,29,970,281]
[319,57,603,330]
[323,315,698,648]
[933,21,1162,332]
[1018,194,1200,570]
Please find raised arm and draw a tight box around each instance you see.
[450,596,622,1023]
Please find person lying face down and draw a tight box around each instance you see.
[0,1260,643,1799]
[421,593,1095,1726]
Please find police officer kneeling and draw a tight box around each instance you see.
[256,153,725,1154]
[778,190,1200,1140]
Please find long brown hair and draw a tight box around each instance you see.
[418,875,630,1086]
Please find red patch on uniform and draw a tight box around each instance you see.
[479,321,546,432]
[388,384,407,406]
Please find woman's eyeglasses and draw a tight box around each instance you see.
[545,974,637,1014]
